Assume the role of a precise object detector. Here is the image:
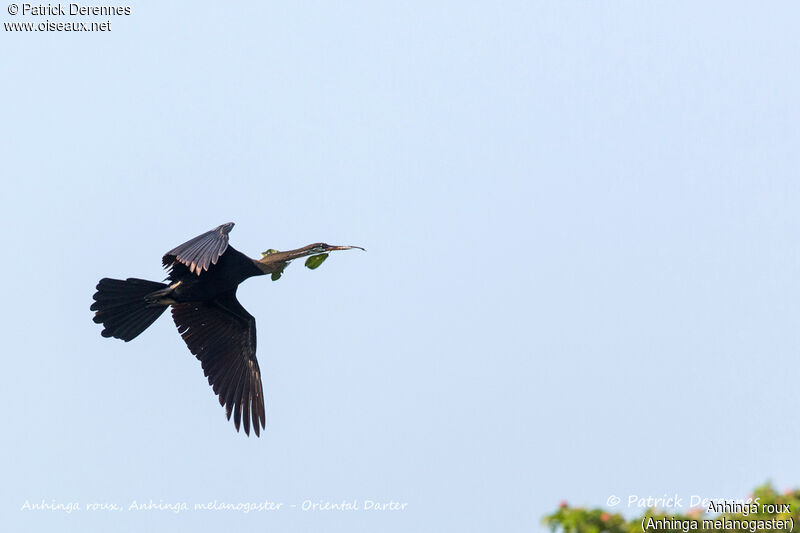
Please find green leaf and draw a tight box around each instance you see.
[271,271,282,281]
[261,249,279,258]
[305,253,329,270]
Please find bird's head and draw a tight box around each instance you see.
[307,243,365,255]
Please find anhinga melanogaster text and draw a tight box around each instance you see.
[90,222,363,436]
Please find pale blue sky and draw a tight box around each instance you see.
[2,2,799,532]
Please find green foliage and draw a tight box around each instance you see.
[304,253,329,270]
[544,484,800,533]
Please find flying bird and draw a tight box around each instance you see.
[90,222,363,436]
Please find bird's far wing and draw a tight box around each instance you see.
[171,291,266,436]
[162,222,235,275]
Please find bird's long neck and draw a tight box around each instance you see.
[252,244,325,274]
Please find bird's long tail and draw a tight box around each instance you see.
[91,278,169,342]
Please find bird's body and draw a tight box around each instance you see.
[90,222,362,437]
[163,246,263,302]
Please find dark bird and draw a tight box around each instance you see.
[90,222,363,436]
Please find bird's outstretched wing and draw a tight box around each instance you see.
[162,222,234,275]
[171,291,266,436]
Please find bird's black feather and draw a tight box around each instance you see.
[170,292,265,436]
[162,222,234,275]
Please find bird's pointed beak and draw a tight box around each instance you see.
[326,245,366,252]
